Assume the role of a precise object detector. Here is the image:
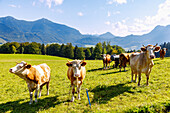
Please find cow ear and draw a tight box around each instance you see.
[26,64,31,69]
[154,46,161,52]
[81,62,87,66]
[141,47,146,51]
[66,62,72,67]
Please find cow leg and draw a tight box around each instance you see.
[109,63,110,68]
[119,64,121,72]
[35,84,40,103]
[27,84,33,104]
[46,82,49,95]
[38,85,43,98]
[71,85,75,102]
[138,72,141,86]
[106,63,108,69]
[77,85,81,100]
[146,74,149,86]
[124,63,126,71]
[29,91,33,104]
[135,73,137,83]
[131,70,134,82]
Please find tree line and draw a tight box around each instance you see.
[0,42,125,60]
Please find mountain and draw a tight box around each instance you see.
[0,16,83,44]
[0,16,170,50]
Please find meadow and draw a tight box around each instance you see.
[0,54,170,113]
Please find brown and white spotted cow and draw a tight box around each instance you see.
[66,59,86,102]
[160,48,168,59]
[101,54,112,70]
[9,61,51,104]
[130,44,161,86]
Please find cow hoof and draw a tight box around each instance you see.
[35,99,38,103]
[29,101,33,105]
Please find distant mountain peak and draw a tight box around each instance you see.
[99,32,115,39]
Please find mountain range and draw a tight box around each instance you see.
[0,16,169,50]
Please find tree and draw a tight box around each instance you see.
[77,47,85,60]
[74,45,79,59]
[102,41,107,54]
[26,42,41,54]
[106,42,112,54]
[11,45,16,54]
[59,44,66,57]
[92,42,102,59]
[41,44,46,55]
[85,48,91,60]
[46,44,60,56]
[65,43,74,59]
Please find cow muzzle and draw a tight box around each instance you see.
[9,69,13,73]
[150,55,155,59]
[74,74,80,77]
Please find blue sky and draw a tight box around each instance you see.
[0,0,170,36]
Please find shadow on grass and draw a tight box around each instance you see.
[100,69,129,75]
[90,82,132,104]
[0,95,64,113]
[87,67,114,72]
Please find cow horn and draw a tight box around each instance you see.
[154,43,158,47]
[142,45,145,47]
[81,58,85,63]
[67,59,70,62]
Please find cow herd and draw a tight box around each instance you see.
[9,44,167,104]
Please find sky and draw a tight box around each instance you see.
[0,0,170,36]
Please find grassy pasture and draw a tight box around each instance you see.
[0,54,170,113]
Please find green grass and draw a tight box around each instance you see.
[0,54,170,113]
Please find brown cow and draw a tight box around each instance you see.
[119,53,131,72]
[66,59,86,102]
[160,48,168,59]
[9,61,51,104]
[101,54,112,70]
[130,44,161,86]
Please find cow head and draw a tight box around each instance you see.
[141,44,161,59]
[101,54,107,60]
[9,61,31,74]
[163,48,168,52]
[66,59,86,77]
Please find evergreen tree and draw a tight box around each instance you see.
[65,43,74,59]
[102,41,107,54]
[77,47,85,60]
[74,45,79,59]
[85,48,91,60]
[92,42,102,59]
[106,42,112,54]
[41,44,46,55]
[59,44,66,57]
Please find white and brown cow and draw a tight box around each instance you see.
[101,54,112,70]
[160,48,168,59]
[9,61,51,104]
[130,44,161,86]
[66,59,86,102]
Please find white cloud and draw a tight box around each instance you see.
[32,1,36,6]
[78,12,83,16]
[39,0,64,8]
[105,21,111,25]
[107,11,111,17]
[110,0,170,36]
[9,4,17,8]
[108,0,127,4]
[9,4,21,8]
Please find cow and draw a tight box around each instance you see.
[160,48,168,59]
[101,54,112,70]
[111,54,120,68]
[130,44,161,86]
[66,59,86,102]
[9,61,51,104]
[119,53,131,72]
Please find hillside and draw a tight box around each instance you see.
[0,16,170,50]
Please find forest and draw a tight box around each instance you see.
[0,41,125,60]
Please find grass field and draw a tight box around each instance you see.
[0,54,170,113]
